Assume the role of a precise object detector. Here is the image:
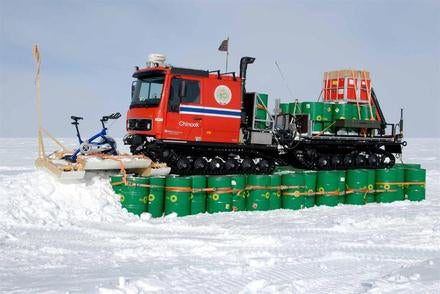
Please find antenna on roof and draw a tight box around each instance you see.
[275,61,295,99]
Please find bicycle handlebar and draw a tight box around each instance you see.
[101,112,121,122]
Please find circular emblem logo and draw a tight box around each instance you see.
[214,85,232,105]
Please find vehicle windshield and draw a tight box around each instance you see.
[131,75,165,107]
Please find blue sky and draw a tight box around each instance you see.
[0,0,439,137]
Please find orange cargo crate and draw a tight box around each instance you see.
[323,70,371,103]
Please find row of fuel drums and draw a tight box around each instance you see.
[110,163,425,217]
[279,101,377,133]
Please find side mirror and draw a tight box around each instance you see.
[178,80,187,99]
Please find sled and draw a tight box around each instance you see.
[32,44,169,181]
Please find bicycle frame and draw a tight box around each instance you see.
[68,113,120,162]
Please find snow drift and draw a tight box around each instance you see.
[0,138,439,293]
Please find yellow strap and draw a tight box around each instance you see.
[376,181,425,186]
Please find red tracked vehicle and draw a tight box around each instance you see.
[124,54,404,175]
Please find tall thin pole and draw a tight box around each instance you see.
[225,37,229,72]
[33,44,45,159]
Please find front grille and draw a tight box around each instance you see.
[128,119,152,131]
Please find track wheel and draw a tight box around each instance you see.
[367,153,378,168]
[344,154,355,168]
[381,152,395,168]
[257,159,270,174]
[209,157,224,173]
[355,153,366,168]
[224,158,237,173]
[241,158,255,174]
[194,157,207,172]
[176,157,191,173]
[318,155,330,169]
[331,154,343,168]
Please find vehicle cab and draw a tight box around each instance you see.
[126,54,242,144]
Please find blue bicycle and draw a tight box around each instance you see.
[66,113,121,162]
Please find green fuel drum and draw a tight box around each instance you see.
[333,103,354,120]
[119,176,149,216]
[302,102,324,121]
[207,176,233,213]
[165,176,191,217]
[345,169,368,205]
[269,174,282,210]
[316,171,340,207]
[148,176,166,218]
[359,105,376,120]
[191,175,207,215]
[366,169,376,203]
[230,175,247,211]
[404,163,422,169]
[322,103,333,121]
[289,102,302,115]
[337,170,346,204]
[375,168,398,203]
[279,103,290,114]
[281,172,305,210]
[393,165,406,201]
[303,171,317,208]
[110,175,124,195]
[246,175,271,211]
[405,168,426,201]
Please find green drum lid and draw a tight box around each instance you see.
[148,176,166,218]
[279,103,290,114]
[165,176,191,217]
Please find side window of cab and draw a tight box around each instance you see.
[168,78,200,112]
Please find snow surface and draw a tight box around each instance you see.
[0,138,439,293]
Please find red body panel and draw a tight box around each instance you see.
[127,67,242,144]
